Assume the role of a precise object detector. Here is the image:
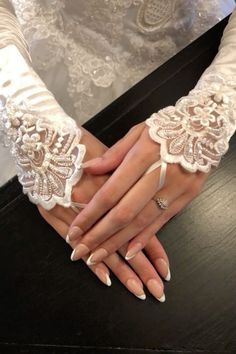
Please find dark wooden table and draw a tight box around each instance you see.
[0,17,235,354]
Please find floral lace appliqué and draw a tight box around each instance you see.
[0,96,86,209]
[146,71,236,173]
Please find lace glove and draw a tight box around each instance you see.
[0,2,86,210]
[145,8,236,176]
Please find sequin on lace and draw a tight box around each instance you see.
[0,96,86,209]
[146,70,236,173]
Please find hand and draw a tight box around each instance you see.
[38,128,170,302]
[68,123,210,264]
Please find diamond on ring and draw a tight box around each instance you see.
[154,197,168,210]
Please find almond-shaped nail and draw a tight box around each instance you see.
[125,242,143,261]
[95,268,112,287]
[87,248,109,265]
[71,244,90,261]
[154,258,171,281]
[81,157,101,169]
[126,279,146,300]
[147,279,165,302]
[67,226,83,241]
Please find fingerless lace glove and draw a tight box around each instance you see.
[0,1,86,210]
[146,8,236,174]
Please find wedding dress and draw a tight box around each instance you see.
[0,0,236,208]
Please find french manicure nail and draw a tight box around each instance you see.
[67,226,83,241]
[66,235,70,244]
[155,258,171,281]
[95,268,112,287]
[126,279,146,300]
[82,158,101,169]
[147,279,165,303]
[71,244,90,261]
[125,242,143,260]
[87,248,109,265]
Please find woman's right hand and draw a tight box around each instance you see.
[37,128,170,302]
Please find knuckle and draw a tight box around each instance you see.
[96,188,113,207]
[134,212,149,229]
[111,206,134,226]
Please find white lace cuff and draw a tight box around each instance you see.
[0,45,86,210]
[146,69,236,173]
[146,8,236,174]
[0,96,86,209]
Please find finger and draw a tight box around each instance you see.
[85,199,159,265]
[49,204,77,226]
[82,123,145,174]
[68,129,160,240]
[125,192,192,265]
[119,245,165,302]
[37,207,112,287]
[70,169,184,262]
[103,252,146,300]
[124,186,194,261]
[144,236,171,281]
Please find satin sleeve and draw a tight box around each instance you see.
[0,1,86,210]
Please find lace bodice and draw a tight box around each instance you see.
[10,0,233,124]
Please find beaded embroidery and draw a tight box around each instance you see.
[146,70,236,173]
[0,96,86,209]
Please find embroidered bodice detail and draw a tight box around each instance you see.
[146,69,236,173]
[10,0,226,124]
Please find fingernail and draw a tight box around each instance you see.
[154,258,171,281]
[95,268,112,287]
[66,235,70,244]
[125,243,143,261]
[82,158,101,169]
[87,248,109,265]
[126,279,146,300]
[71,244,90,261]
[67,226,83,241]
[147,279,165,302]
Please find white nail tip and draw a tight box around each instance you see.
[125,254,135,261]
[165,268,171,281]
[66,235,70,244]
[70,249,76,261]
[106,274,112,287]
[86,255,96,266]
[158,293,166,303]
[137,294,146,300]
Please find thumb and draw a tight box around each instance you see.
[82,123,145,175]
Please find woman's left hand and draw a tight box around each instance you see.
[68,123,211,263]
